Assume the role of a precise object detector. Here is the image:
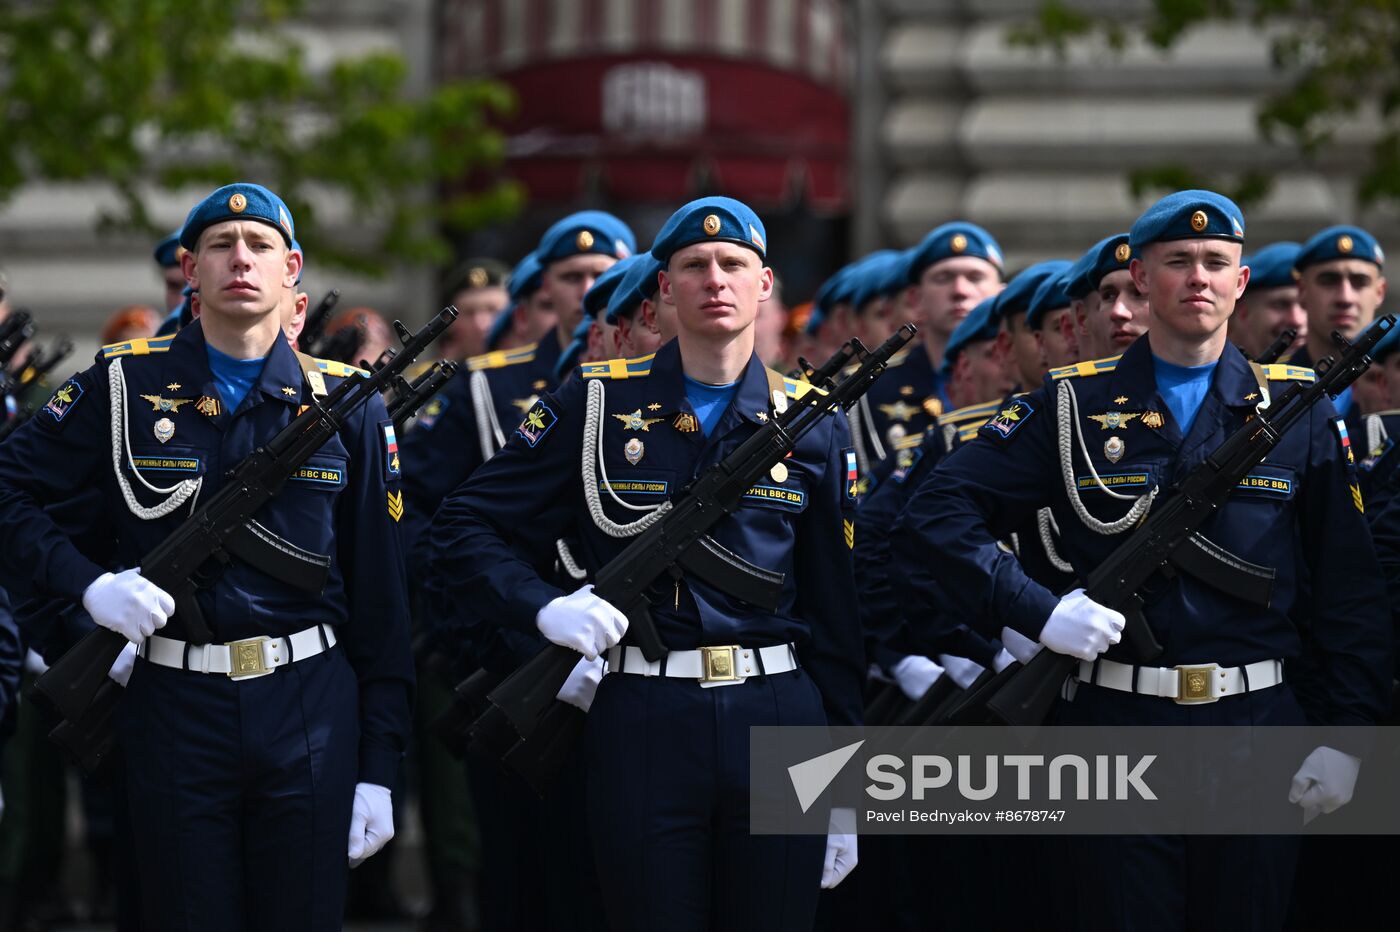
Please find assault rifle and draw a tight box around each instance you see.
[296,288,340,355]
[1255,328,1297,365]
[386,360,458,431]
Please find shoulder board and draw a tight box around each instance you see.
[1049,355,1121,381]
[314,357,370,378]
[101,334,177,359]
[957,421,986,442]
[783,375,827,398]
[939,399,1003,426]
[467,343,538,372]
[1258,363,1316,383]
[403,359,435,381]
[581,353,655,380]
[893,429,927,452]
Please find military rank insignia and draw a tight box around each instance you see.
[387,490,404,522]
[517,399,557,448]
[43,379,84,423]
[843,448,859,502]
[843,519,855,550]
[1334,417,1364,512]
[981,398,1035,443]
[381,422,401,480]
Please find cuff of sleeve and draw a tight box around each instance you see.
[357,743,403,791]
[1003,579,1060,643]
[56,555,106,602]
[508,579,566,634]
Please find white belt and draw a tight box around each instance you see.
[1077,657,1283,705]
[138,624,338,680]
[606,643,798,688]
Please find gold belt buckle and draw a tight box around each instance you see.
[1174,663,1220,704]
[227,636,274,680]
[700,645,741,684]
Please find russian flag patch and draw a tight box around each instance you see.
[382,421,401,481]
[844,448,859,502]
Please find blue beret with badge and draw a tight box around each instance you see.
[153,230,182,268]
[940,295,1001,376]
[1295,225,1384,272]
[650,196,768,264]
[1242,242,1302,292]
[1026,265,1076,330]
[996,260,1072,323]
[554,315,595,383]
[507,251,544,305]
[1064,234,1132,300]
[907,222,1004,284]
[606,255,663,324]
[805,263,861,336]
[850,250,910,314]
[1128,189,1245,252]
[179,182,297,251]
[538,211,636,266]
[1365,314,1400,362]
[582,254,642,321]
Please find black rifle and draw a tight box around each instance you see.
[0,311,35,373]
[788,341,859,386]
[0,338,76,441]
[1255,328,1298,365]
[313,325,363,366]
[296,288,340,355]
[477,327,917,775]
[387,360,458,431]
[985,318,1395,726]
[31,308,459,750]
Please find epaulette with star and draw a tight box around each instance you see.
[467,343,539,372]
[1049,355,1122,381]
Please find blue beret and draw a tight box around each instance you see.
[996,260,1072,322]
[606,255,663,324]
[806,263,862,335]
[1128,189,1244,252]
[650,196,767,264]
[507,252,544,304]
[553,315,595,383]
[850,251,908,313]
[1064,234,1132,300]
[1026,269,1074,330]
[153,230,182,268]
[483,306,514,352]
[1242,242,1302,292]
[582,255,642,321]
[907,222,1004,283]
[179,183,297,251]
[940,295,1001,376]
[537,211,636,266]
[291,238,304,286]
[1296,225,1384,272]
[1367,316,1400,362]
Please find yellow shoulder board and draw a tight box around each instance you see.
[101,334,177,359]
[315,358,370,378]
[1049,355,1122,381]
[467,343,538,372]
[783,375,827,398]
[403,359,435,381]
[581,353,656,380]
[938,399,1003,426]
[957,421,986,442]
[893,429,927,452]
[1258,364,1316,383]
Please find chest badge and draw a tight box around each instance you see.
[1140,410,1165,430]
[1104,436,1125,463]
[140,394,192,414]
[1088,411,1140,431]
[878,400,918,423]
[153,417,175,444]
[195,395,221,418]
[673,412,699,434]
[886,423,907,445]
[770,461,789,483]
[613,408,663,431]
[166,382,182,392]
[281,386,297,397]
[624,438,644,465]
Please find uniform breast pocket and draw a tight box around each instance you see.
[739,468,811,515]
[594,466,675,526]
[124,444,207,483]
[1231,463,1297,503]
[286,454,350,493]
[1071,459,1165,523]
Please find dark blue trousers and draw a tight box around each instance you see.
[586,668,827,932]
[1052,681,1305,932]
[117,648,360,931]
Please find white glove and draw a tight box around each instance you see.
[936,654,985,690]
[999,626,1044,665]
[23,649,48,676]
[556,655,606,711]
[891,655,944,701]
[107,641,137,687]
[347,783,394,868]
[535,584,628,660]
[1037,588,1124,661]
[821,807,858,889]
[991,648,1017,673]
[1289,746,1361,823]
[82,569,174,643]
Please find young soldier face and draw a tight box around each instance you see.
[1232,284,1305,359]
[916,257,1002,340]
[660,242,772,340]
[1133,240,1248,344]
[445,285,508,360]
[1040,306,1079,368]
[162,265,187,312]
[183,220,300,322]
[1075,269,1150,359]
[542,253,616,336]
[517,289,558,343]
[1298,259,1387,343]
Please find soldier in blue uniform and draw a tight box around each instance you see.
[152,230,187,314]
[0,183,413,930]
[896,190,1391,931]
[431,196,862,931]
[606,254,671,358]
[1228,241,1305,360]
[1064,232,1149,362]
[995,259,1072,390]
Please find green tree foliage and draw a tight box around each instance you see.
[0,0,523,273]
[1009,0,1400,208]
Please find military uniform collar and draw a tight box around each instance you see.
[1101,334,1256,408]
[649,338,773,427]
[175,317,308,411]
